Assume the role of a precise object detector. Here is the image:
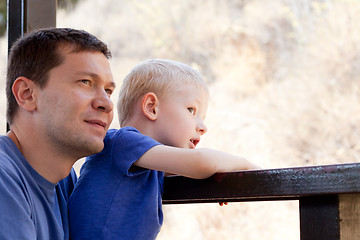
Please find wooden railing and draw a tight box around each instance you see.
[163,163,360,240]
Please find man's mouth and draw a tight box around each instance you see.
[85,119,107,129]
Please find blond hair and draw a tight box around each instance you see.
[117,59,208,126]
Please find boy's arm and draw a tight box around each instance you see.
[134,145,258,179]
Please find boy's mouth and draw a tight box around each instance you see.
[190,139,199,148]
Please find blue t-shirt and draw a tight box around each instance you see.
[69,127,164,240]
[0,135,77,240]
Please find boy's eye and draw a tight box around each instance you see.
[105,88,113,95]
[187,107,195,115]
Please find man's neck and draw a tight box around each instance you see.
[7,129,74,184]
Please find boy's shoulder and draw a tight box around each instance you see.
[107,126,140,136]
[104,127,161,154]
[106,126,142,141]
[105,127,161,149]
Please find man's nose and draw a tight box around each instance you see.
[92,90,114,112]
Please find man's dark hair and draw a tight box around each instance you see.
[6,28,112,125]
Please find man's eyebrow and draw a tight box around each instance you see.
[75,71,116,88]
[74,71,99,78]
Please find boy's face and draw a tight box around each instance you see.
[34,50,115,157]
[154,84,208,149]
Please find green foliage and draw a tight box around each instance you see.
[0,0,80,37]
[0,0,6,37]
[58,0,80,9]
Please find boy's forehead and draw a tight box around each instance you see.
[175,83,208,100]
[173,80,208,92]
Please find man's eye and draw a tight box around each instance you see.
[81,80,91,85]
[188,107,195,115]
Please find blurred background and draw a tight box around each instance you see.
[1,0,359,239]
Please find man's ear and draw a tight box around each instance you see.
[12,77,37,112]
[141,92,159,121]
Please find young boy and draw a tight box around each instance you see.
[69,59,258,239]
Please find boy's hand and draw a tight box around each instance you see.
[219,202,228,206]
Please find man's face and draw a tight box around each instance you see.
[35,50,115,158]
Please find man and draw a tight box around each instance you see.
[0,28,115,239]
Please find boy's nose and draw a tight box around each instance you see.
[197,120,208,135]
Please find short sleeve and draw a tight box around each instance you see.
[107,127,161,177]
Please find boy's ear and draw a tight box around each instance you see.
[142,92,159,121]
[12,77,38,112]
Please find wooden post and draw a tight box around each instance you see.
[299,193,360,240]
[339,193,360,240]
[299,195,340,240]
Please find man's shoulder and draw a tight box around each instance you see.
[0,137,21,177]
[0,139,30,206]
[0,135,15,152]
[0,136,42,196]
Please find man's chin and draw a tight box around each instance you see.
[77,140,104,157]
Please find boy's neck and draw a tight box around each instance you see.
[123,119,157,140]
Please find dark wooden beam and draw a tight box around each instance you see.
[163,163,360,204]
